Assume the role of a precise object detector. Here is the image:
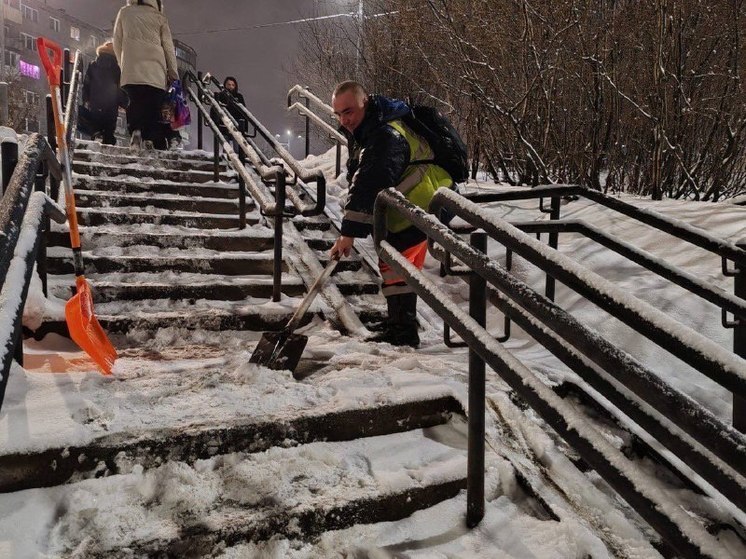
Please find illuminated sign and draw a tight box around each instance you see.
[19,60,40,79]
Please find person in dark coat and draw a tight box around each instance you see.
[329,81,454,347]
[81,41,128,145]
[214,76,247,132]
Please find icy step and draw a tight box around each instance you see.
[47,228,275,252]
[73,207,255,229]
[74,148,224,172]
[73,175,240,199]
[33,304,312,337]
[73,190,244,215]
[73,160,234,184]
[48,273,379,302]
[0,385,462,493]
[75,140,216,162]
[2,423,467,557]
[46,250,285,276]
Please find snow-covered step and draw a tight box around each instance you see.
[74,207,254,229]
[46,229,275,252]
[73,160,233,184]
[2,424,467,557]
[34,305,309,336]
[75,140,217,162]
[48,274,379,302]
[0,391,462,492]
[46,251,284,275]
[74,190,245,215]
[74,175,239,199]
[74,148,224,172]
[293,215,332,232]
[49,274,305,302]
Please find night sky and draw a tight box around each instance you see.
[46,0,348,148]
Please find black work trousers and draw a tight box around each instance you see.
[123,84,168,149]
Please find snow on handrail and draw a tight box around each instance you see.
[374,188,741,558]
[0,192,65,412]
[466,184,746,265]
[287,84,335,117]
[433,188,746,393]
[183,83,276,213]
[288,101,347,146]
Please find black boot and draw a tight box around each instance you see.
[367,293,420,348]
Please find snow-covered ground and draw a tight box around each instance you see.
[1,146,744,558]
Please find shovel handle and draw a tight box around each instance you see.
[284,257,340,334]
[37,37,63,87]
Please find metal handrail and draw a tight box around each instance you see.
[287,84,347,145]
[186,71,326,216]
[432,188,745,393]
[373,187,744,558]
[465,184,746,267]
[0,134,67,412]
[287,83,347,178]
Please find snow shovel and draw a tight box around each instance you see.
[250,256,339,374]
[38,37,117,375]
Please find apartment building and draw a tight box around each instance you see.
[1,1,197,138]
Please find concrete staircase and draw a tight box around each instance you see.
[35,140,383,338]
[6,139,475,554]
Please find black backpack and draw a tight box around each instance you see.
[403,105,469,183]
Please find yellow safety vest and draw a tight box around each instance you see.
[386,120,453,233]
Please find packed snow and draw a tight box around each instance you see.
[0,144,744,558]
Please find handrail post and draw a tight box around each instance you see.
[13,321,23,367]
[238,149,247,230]
[45,96,60,203]
[735,240,745,432]
[545,195,561,301]
[273,172,286,302]
[34,160,49,297]
[1,136,18,196]
[62,48,72,105]
[197,71,204,150]
[213,134,220,182]
[466,230,487,528]
[304,90,311,158]
[335,141,342,178]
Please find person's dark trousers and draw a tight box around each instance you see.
[88,108,118,145]
[123,84,167,149]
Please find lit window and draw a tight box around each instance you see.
[70,27,80,41]
[88,36,97,49]
[20,4,38,22]
[50,17,60,33]
[21,32,37,52]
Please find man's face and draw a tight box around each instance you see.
[225,80,237,92]
[333,90,367,133]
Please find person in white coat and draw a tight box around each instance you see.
[113,0,178,150]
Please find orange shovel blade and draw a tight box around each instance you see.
[64,277,117,375]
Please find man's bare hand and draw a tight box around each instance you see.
[330,235,354,259]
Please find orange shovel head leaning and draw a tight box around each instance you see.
[65,276,117,375]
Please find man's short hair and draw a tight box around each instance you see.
[333,81,368,101]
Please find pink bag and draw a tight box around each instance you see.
[167,80,191,130]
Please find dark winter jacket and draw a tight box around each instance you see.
[341,95,454,239]
[213,76,247,128]
[340,95,413,238]
[82,43,128,115]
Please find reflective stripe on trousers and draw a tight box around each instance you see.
[379,240,428,297]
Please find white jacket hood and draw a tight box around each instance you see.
[126,0,163,12]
